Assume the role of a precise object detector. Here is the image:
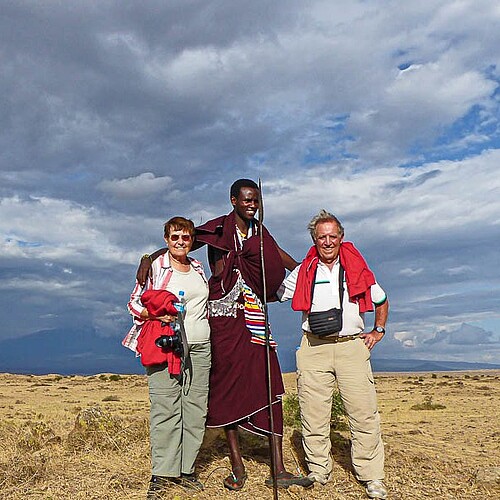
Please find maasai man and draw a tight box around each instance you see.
[136,179,313,490]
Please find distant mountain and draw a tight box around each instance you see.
[0,327,143,375]
[278,346,500,374]
[370,358,500,373]
[1,328,499,375]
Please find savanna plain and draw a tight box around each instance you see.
[0,370,498,500]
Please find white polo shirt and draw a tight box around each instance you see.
[278,258,386,336]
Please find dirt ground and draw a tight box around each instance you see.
[0,370,498,499]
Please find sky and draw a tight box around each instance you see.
[1,0,499,368]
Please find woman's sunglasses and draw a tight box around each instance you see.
[169,234,192,242]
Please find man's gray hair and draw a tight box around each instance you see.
[308,209,344,240]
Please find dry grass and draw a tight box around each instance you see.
[0,371,498,499]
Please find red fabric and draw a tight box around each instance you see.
[195,212,286,436]
[141,289,179,317]
[136,290,181,373]
[291,242,376,313]
[196,212,285,301]
[340,242,376,312]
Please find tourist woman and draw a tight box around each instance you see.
[124,216,210,498]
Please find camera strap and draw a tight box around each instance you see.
[338,265,345,310]
[176,313,190,361]
[311,263,345,310]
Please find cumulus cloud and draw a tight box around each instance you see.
[424,323,498,346]
[0,195,164,265]
[446,266,473,276]
[400,268,424,277]
[0,277,86,293]
[97,172,173,198]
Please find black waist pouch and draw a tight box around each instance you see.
[308,265,344,337]
[308,308,343,337]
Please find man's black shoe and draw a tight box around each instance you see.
[147,475,180,499]
[180,473,204,491]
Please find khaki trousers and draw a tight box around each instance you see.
[146,342,211,477]
[296,334,384,483]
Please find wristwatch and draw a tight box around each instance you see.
[374,326,385,334]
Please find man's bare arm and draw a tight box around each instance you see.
[373,299,389,330]
[277,246,299,271]
[360,299,389,350]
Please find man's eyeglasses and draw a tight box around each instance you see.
[169,234,192,242]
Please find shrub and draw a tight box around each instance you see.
[330,392,347,430]
[0,450,50,486]
[66,405,148,452]
[410,396,446,411]
[66,405,124,451]
[283,393,302,429]
[0,420,57,490]
[283,392,347,430]
[18,420,60,452]
[102,395,120,402]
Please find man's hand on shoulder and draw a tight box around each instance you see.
[136,248,167,285]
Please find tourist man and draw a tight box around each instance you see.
[277,209,389,499]
[137,179,312,490]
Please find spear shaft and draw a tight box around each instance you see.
[258,178,279,500]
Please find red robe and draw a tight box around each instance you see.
[196,212,286,436]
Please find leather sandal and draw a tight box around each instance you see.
[223,468,248,491]
[265,472,315,489]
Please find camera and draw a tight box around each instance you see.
[155,334,183,355]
